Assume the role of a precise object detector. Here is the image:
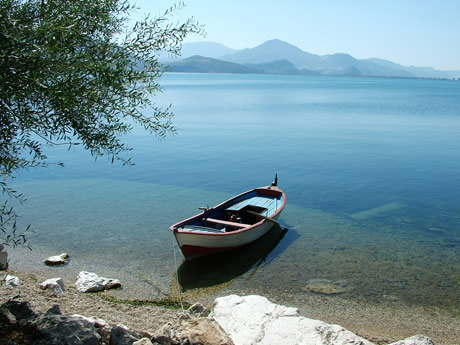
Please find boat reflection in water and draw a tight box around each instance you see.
[174,223,299,292]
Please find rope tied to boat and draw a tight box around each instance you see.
[172,231,185,313]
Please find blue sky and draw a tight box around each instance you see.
[130,0,460,70]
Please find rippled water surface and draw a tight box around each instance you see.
[9,73,460,309]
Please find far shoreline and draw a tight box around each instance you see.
[163,67,460,82]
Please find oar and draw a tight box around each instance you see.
[247,210,287,230]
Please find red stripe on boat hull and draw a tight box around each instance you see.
[180,244,243,260]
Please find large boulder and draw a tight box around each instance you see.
[0,300,35,322]
[0,301,103,345]
[0,301,40,344]
[210,295,374,345]
[210,295,436,345]
[75,271,121,292]
[23,309,102,345]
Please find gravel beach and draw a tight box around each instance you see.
[1,270,459,345]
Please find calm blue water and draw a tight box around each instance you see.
[8,73,460,309]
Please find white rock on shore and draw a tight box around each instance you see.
[388,335,435,345]
[210,295,435,345]
[3,274,20,287]
[75,271,121,292]
[40,277,65,294]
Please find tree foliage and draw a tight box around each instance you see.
[0,0,204,247]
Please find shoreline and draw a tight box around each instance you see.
[1,270,459,345]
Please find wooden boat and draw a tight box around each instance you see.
[170,176,286,260]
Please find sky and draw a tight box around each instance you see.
[130,0,460,71]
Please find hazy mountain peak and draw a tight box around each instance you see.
[256,39,303,50]
[220,39,318,68]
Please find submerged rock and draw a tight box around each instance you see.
[75,271,121,292]
[44,253,69,266]
[351,201,405,220]
[304,279,348,295]
[40,277,65,294]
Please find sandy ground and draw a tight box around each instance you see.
[1,271,179,337]
[1,270,459,345]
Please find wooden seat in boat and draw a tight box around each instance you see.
[202,217,252,228]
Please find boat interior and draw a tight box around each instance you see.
[179,192,283,234]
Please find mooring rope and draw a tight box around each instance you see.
[172,233,185,313]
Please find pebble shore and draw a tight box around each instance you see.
[1,270,459,345]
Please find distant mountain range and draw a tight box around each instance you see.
[164,39,460,79]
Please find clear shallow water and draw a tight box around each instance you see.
[8,73,460,310]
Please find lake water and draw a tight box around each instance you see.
[8,73,460,312]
